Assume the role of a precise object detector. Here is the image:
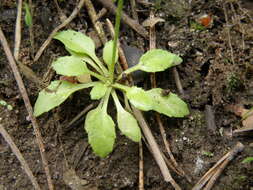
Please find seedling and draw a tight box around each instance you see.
[241,157,253,164]
[33,0,189,157]
[0,100,13,111]
[24,2,32,27]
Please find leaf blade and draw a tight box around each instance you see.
[90,82,108,100]
[112,91,141,142]
[34,81,95,116]
[103,40,118,66]
[85,107,116,157]
[52,56,89,76]
[54,30,97,59]
[125,87,153,111]
[147,88,189,117]
[117,108,141,142]
[139,49,182,72]
[125,86,189,117]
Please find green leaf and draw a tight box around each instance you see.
[139,49,182,72]
[242,157,253,164]
[125,87,153,111]
[117,108,141,142]
[103,40,118,66]
[125,86,189,117]
[112,91,141,142]
[52,56,89,76]
[147,88,189,117]
[34,80,95,116]
[85,107,116,157]
[90,82,108,100]
[24,2,32,27]
[54,30,97,59]
[124,49,182,75]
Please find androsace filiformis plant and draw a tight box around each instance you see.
[33,0,189,157]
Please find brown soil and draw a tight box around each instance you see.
[0,0,253,189]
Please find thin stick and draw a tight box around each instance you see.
[0,124,41,190]
[173,67,184,95]
[148,12,156,89]
[223,2,235,64]
[130,0,139,21]
[34,0,86,62]
[139,141,144,190]
[28,0,35,58]
[96,0,148,38]
[64,103,95,132]
[132,108,181,190]
[53,0,67,22]
[84,0,107,44]
[0,28,54,190]
[95,8,107,21]
[156,113,185,175]
[14,0,22,61]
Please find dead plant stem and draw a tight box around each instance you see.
[0,27,54,190]
[34,0,86,62]
[0,124,41,190]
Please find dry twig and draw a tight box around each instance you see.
[0,28,54,190]
[138,141,144,190]
[95,8,107,21]
[132,108,181,190]
[192,142,244,190]
[53,0,68,22]
[63,103,95,133]
[96,0,148,38]
[223,2,235,64]
[0,124,41,190]
[173,67,184,95]
[28,0,35,58]
[34,0,86,62]
[84,0,107,44]
[14,0,22,61]
[130,0,139,21]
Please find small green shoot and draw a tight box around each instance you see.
[241,157,253,164]
[202,151,214,157]
[24,2,32,27]
[0,100,13,111]
[33,0,189,158]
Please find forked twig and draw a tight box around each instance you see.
[84,0,107,44]
[34,0,86,62]
[192,142,244,190]
[132,108,181,190]
[0,28,54,190]
[0,124,41,190]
